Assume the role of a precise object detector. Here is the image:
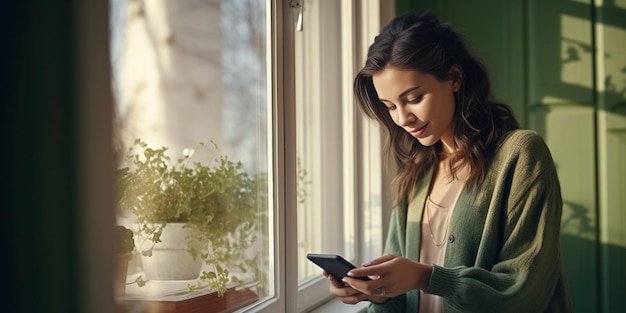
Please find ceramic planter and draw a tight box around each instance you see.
[141,223,202,280]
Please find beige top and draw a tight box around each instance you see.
[419,165,465,313]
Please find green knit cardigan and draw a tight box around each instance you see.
[369,130,572,313]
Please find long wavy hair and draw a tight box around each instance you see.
[354,13,519,205]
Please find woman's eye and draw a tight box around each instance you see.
[386,104,396,111]
[407,96,422,104]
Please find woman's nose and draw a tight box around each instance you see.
[397,107,415,126]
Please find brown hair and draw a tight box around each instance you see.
[354,13,519,205]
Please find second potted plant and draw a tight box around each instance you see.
[115,225,135,297]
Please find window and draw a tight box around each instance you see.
[110,0,389,312]
[293,1,358,310]
[111,0,272,311]
[293,2,391,311]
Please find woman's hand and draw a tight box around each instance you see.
[323,270,389,304]
[341,254,432,299]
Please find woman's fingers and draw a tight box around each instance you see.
[325,272,372,304]
[344,256,432,297]
[347,262,388,278]
[337,292,370,305]
[323,255,421,304]
[348,254,398,278]
[326,271,347,288]
[342,276,388,297]
[362,254,397,266]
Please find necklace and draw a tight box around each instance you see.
[425,197,452,247]
[425,161,466,247]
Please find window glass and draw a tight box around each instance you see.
[110,0,272,311]
[294,1,355,284]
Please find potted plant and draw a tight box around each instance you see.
[115,225,135,296]
[116,139,261,296]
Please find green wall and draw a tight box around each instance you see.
[396,1,626,312]
[3,2,79,312]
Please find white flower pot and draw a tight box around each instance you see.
[141,223,202,280]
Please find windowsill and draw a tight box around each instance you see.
[121,273,203,301]
[309,298,369,313]
[118,272,258,313]
[119,271,367,313]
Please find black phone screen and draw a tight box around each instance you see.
[306,253,371,281]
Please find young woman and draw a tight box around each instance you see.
[324,13,572,312]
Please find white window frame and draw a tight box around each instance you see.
[293,0,350,310]
[273,1,393,312]
[251,1,390,312]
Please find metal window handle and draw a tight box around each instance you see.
[291,1,303,31]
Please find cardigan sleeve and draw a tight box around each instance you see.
[426,131,569,312]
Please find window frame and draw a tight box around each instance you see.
[280,1,393,312]
[293,0,353,309]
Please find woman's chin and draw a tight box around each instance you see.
[416,136,438,147]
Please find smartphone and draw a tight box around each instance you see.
[306,253,371,281]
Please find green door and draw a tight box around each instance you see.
[397,1,626,311]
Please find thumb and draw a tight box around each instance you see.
[347,254,397,278]
[363,254,397,267]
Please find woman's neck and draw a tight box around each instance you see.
[428,155,468,206]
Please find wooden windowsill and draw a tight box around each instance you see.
[117,275,258,313]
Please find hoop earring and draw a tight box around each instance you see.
[457,93,482,133]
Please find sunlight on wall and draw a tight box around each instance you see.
[596,0,626,10]
[118,1,170,149]
[598,20,626,249]
[599,24,626,98]
[593,0,626,11]
[560,14,593,90]
[114,0,224,162]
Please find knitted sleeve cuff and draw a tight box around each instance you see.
[425,264,463,297]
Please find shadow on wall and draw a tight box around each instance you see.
[604,65,626,113]
[559,235,626,313]
[560,199,626,313]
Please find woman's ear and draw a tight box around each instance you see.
[449,65,462,92]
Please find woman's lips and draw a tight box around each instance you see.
[408,123,428,138]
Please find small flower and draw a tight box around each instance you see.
[183,148,195,158]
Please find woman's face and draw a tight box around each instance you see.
[372,66,459,153]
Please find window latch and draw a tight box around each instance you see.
[290,1,303,31]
